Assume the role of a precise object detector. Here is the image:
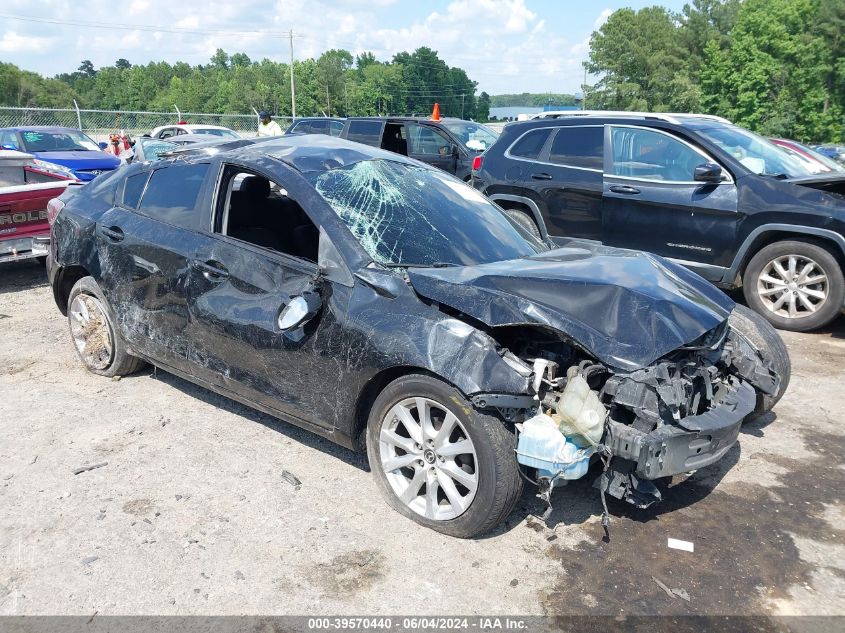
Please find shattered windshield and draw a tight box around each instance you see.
[309,159,545,267]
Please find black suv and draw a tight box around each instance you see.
[330,117,498,180]
[473,112,845,331]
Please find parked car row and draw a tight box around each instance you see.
[4,115,845,334]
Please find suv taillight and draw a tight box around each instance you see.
[47,198,65,226]
[472,155,483,171]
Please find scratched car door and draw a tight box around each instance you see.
[184,166,347,429]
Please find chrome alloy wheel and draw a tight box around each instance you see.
[757,254,829,319]
[69,293,113,370]
[378,397,479,521]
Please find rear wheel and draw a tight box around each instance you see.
[501,207,542,240]
[728,304,791,419]
[742,239,844,331]
[366,374,522,538]
[67,276,146,377]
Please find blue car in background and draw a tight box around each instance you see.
[0,126,120,181]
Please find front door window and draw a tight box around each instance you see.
[610,127,705,182]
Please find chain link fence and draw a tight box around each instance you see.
[0,106,294,142]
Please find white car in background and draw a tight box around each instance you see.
[149,124,241,140]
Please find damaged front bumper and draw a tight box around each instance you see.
[604,379,756,480]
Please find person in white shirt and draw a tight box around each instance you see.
[257,111,283,137]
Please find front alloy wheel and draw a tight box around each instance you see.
[378,397,479,521]
[366,374,523,538]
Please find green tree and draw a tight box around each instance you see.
[585,7,695,111]
[477,91,491,122]
[701,0,838,140]
[115,58,132,70]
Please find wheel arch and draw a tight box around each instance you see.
[488,193,549,241]
[729,225,845,285]
[351,365,461,451]
[53,264,93,316]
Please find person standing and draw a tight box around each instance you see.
[257,111,283,137]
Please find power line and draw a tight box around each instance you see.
[0,13,301,39]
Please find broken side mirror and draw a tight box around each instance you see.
[277,291,322,331]
[693,162,724,183]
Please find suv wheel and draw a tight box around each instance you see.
[366,374,522,538]
[67,276,146,377]
[502,208,541,240]
[743,240,844,332]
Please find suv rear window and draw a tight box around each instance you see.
[549,127,603,169]
[509,129,551,159]
[346,120,384,145]
[121,172,149,208]
[137,163,208,228]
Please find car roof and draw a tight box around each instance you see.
[176,133,420,174]
[502,113,735,133]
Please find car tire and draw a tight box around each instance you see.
[742,239,844,332]
[502,208,542,240]
[728,304,791,419]
[67,276,146,377]
[366,374,523,538]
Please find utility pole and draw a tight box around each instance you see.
[326,84,331,116]
[582,66,587,110]
[289,30,296,120]
[461,93,465,119]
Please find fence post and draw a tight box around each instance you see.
[73,100,83,131]
[174,105,181,122]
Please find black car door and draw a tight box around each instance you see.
[602,125,738,276]
[407,123,458,174]
[94,162,210,371]
[184,163,346,428]
[520,125,604,241]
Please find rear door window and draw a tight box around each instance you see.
[329,121,344,136]
[346,120,384,145]
[508,129,552,160]
[548,126,604,169]
[137,163,209,228]
[121,172,150,208]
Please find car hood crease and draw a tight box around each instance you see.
[406,243,735,370]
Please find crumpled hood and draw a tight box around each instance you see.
[407,242,735,370]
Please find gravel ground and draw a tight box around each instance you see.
[0,258,843,617]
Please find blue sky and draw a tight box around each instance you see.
[0,0,688,94]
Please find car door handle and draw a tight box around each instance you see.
[609,185,641,195]
[99,226,124,242]
[191,259,229,281]
[531,172,553,180]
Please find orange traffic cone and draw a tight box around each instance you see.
[431,102,441,121]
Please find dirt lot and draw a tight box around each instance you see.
[1,258,843,617]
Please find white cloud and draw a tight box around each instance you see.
[593,8,613,30]
[0,30,54,54]
[0,0,607,94]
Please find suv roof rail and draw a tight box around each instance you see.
[527,110,732,125]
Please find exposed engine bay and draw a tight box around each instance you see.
[482,318,780,522]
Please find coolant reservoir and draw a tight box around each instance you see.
[515,413,594,483]
[553,372,606,447]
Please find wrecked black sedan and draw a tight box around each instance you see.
[47,135,790,538]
